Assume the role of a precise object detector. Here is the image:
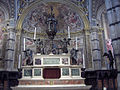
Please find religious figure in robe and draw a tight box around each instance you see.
[61,38,71,53]
[70,48,79,65]
[22,49,33,66]
[35,38,44,54]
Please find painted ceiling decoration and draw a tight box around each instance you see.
[0,8,5,48]
[22,2,84,34]
[0,9,5,23]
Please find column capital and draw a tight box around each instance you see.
[90,26,102,33]
[84,30,90,35]
[6,18,15,30]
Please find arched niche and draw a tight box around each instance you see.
[96,4,110,69]
[16,0,90,35]
[16,0,90,66]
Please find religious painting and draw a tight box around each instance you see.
[43,39,63,55]
[22,2,84,34]
[24,37,35,51]
[0,9,5,23]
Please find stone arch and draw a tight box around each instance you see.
[96,4,106,27]
[0,2,9,22]
[16,0,89,32]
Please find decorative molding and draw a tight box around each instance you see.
[0,2,9,20]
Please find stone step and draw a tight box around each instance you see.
[11,85,91,90]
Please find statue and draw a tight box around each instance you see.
[61,38,71,53]
[70,48,79,65]
[35,38,45,54]
[103,50,114,69]
[23,49,33,66]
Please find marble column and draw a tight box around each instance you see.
[112,0,120,70]
[90,26,101,70]
[14,32,22,69]
[84,30,92,69]
[105,0,120,89]
[5,30,16,71]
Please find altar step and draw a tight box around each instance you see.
[11,85,91,90]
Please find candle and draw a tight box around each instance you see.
[75,37,78,50]
[24,38,26,51]
[34,27,36,40]
[83,53,85,68]
[68,26,70,38]
[18,54,21,69]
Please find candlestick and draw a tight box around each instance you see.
[68,26,70,38]
[18,54,21,69]
[83,53,85,68]
[75,37,78,50]
[34,27,36,40]
[24,38,26,51]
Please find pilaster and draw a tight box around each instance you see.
[14,32,21,69]
[5,18,16,71]
[0,33,8,70]
[90,26,101,70]
[5,30,16,71]
[84,30,92,69]
[105,0,120,89]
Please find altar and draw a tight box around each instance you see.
[20,54,84,86]
[18,3,85,86]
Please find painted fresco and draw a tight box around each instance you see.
[23,2,84,34]
[0,9,5,56]
[0,9,5,23]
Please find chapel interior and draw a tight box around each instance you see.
[0,0,120,90]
